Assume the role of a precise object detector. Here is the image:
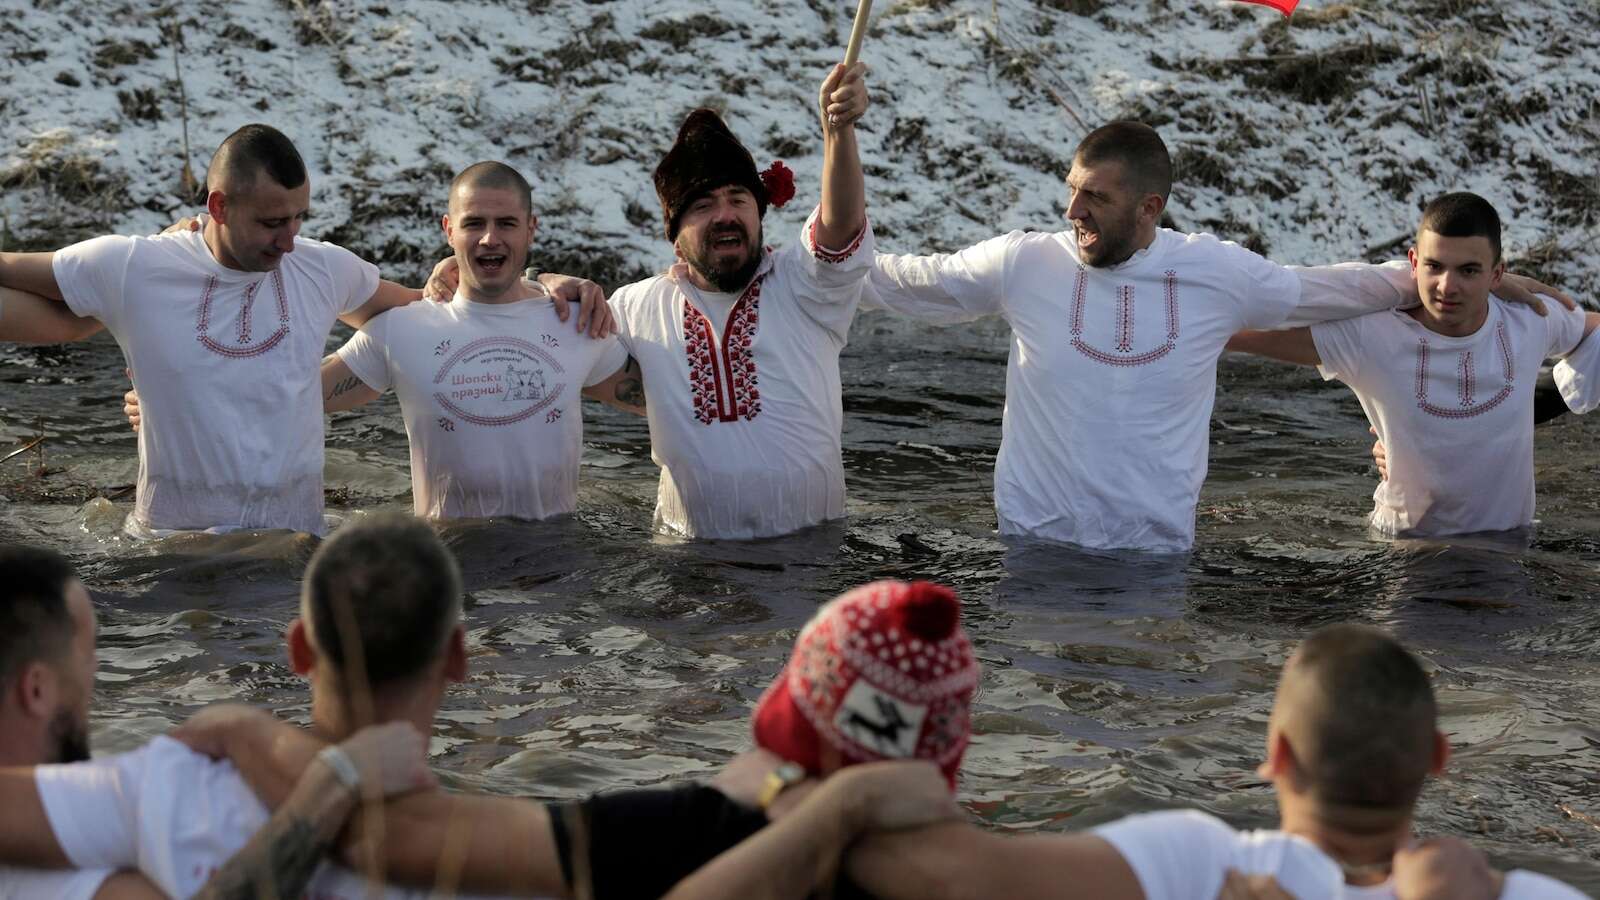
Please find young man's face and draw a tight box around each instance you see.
[1408,230,1503,334]
[215,175,312,273]
[675,184,764,293]
[1065,158,1147,268]
[444,185,537,301]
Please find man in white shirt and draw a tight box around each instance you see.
[865,121,1565,553]
[0,124,429,536]
[0,516,528,900]
[605,63,873,539]
[838,623,1586,900]
[319,161,635,521]
[1226,192,1599,538]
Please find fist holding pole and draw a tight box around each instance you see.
[823,0,873,130]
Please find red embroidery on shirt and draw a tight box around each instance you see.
[1069,268,1179,367]
[195,271,290,359]
[684,276,764,424]
[808,217,868,264]
[1415,319,1514,419]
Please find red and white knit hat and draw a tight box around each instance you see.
[752,580,979,787]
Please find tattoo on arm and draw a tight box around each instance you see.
[615,357,645,409]
[325,376,362,403]
[191,813,329,900]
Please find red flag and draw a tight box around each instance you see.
[1236,0,1298,14]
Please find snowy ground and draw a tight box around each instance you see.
[2,0,1597,295]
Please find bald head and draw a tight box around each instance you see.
[1273,625,1438,823]
[449,161,533,216]
[207,124,307,196]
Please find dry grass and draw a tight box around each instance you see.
[639,14,737,51]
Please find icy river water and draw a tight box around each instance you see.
[2,308,1597,891]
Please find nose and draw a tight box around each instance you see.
[1437,270,1459,296]
[1065,190,1087,223]
[275,225,297,254]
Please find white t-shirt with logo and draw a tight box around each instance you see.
[337,289,627,520]
[1312,298,1585,536]
[609,208,873,539]
[52,229,378,535]
[0,865,110,900]
[1097,809,1586,900]
[34,736,522,900]
[866,229,1412,552]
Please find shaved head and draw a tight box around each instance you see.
[207,123,307,196]
[1273,625,1437,826]
[449,161,533,216]
[1073,121,1173,203]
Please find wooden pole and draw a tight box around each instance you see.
[843,0,873,66]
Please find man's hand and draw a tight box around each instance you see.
[1371,426,1388,480]
[162,216,201,235]
[171,703,281,759]
[1218,870,1294,900]
[423,256,460,302]
[832,760,961,834]
[537,272,615,338]
[1391,836,1503,900]
[335,722,437,799]
[819,61,870,130]
[1499,272,1579,316]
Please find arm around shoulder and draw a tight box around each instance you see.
[0,285,102,343]
[845,826,1142,900]
[1225,328,1322,367]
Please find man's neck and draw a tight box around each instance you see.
[460,277,538,305]
[0,715,45,766]
[1279,805,1413,886]
[201,220,245,272]
[308,681,440,742]
[1406,302,1489,338]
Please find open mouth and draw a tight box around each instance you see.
[476,254,508,275]
[709,231,745,253]
[1076,227,1098,250]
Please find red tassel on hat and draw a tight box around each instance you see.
[760,162,796,209]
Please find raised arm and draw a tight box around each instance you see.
[0,251,66,300]
[0,284,102,343]
[814,63,868,249]
[340,280,422,329]
[1224,327,1322,367]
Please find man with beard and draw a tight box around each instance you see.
[864,121,1567,553]
[603,62,873,539]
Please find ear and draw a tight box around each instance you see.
[1140,193,1166,226]
[1429,730,1450,775]
[206,190,228,224]
[1488,259,1506,289]
[442,625,468,683]
[1257,727,1295,781]
[527,213,539,244]
[14,662,58,719]
[286,618,317,676]
[1407,246,1419,273]
[441,213,452,242]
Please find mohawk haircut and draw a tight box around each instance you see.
[1284,624,1438,818]
[450,161,534,216]
[302,514,462,690]
[0,545,78,686]
[208,123,308,194]
[1418,191,1503,263]
[1074,121,1173,203]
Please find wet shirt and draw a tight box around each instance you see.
[609,207,873,539]
[33,736,522,900]
[866,229,1412,552]
[1313,298,1585,536]
[1553,324,1600,413]
[1097,809,1586,900]
[53,229,377,535]
[0,865,110,900]
[337,289,627,520]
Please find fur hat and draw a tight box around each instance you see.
[654,108,768,242]
[751,580,979,788]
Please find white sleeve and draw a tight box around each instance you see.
[335,316,393,393]
[1542,298,1586,358]
[33,749,149,870]
[1499,869,1592,900]
[1553,326,1600,415]
[315,240,382,316]
[780,206,876,340]
[1276,260,1412,329]
[0,866,114,900]
[584,334,629,387]
[50,236,136,328]
[1093,810,1237,900]
[1310,314,1371,386]
[864,232,1017,324]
